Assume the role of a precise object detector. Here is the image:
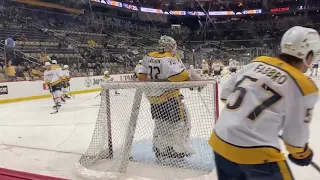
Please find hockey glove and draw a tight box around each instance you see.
[288,144,313,166]
[48,85,52,93]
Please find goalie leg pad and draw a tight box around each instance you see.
[151,96,194,157]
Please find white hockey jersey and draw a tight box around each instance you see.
[63,69,70,80]
[137,51,189,98]
[229,60,238,69]
[135,63,141,75]
[212,62,223,71]
[209,56,318,164]
[201,61,209,71]
[103,75,113,82]
[44,64,65,86]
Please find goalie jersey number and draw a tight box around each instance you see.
[149,66,160,79]
[226,75,282,121]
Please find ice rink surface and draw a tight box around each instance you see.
[1,76,320,180]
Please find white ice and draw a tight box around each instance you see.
[0,76,320,180]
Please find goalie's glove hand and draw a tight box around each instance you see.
[288,144,313,166]
[188,65,203,80]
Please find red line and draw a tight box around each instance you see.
[0,168,69,180]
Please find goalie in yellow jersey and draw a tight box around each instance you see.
[209,26,320,179]
[137,35,201,159]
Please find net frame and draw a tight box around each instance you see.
[74,80,220,180]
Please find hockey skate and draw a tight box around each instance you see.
[153,144,194,160]
[53,102,61,109]
[64,94,71,99]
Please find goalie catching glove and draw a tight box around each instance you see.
[188,65,204,91]
[288,144,313,166]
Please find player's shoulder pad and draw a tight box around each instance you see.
[148,51,173,58]
[253,56,318,96]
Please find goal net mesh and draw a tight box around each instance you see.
[74,81,219,180]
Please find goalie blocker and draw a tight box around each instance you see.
[74,80,219,180]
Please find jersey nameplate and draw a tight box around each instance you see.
[253,64,287,84]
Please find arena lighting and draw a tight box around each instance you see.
[91,0,262,16]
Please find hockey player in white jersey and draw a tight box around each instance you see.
[51,60,66,103]
[310,60,319,76]
[211,60,223,83]
[228,59,238,75]
[44,61,66,109]
[209,26,319,180]
[201,60,209,78]
[104,71,119,95]
[134,60,142,79]
[62,65,71,98]
[137,35,196,159]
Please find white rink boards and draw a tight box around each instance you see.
[1,77,320,179]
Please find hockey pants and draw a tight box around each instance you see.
[214,152,294,180]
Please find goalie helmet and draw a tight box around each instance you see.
[44,62,51,66]
[139,60,142,64]
[63,65,69,69]
[281,26,320,67]
[158,35,177,54]
[52,60,57,64]
[104,71,109,75]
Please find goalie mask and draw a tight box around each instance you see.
[158,35,177,55]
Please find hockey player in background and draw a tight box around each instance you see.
[134,60,142,79]
[310,59,319,76]
[201,60,209,78]
[137,35,197,159]
[44,61,65,109]
[51,60,66,103]
[209,26,319,180]
[211,60,223,83]
[228,59,238,76]
[62,65,71,98]
[104,70,119,95]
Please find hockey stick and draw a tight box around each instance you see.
[95,93,101,98]
[311,161,320,172]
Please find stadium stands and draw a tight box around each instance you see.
[1,0,320,81]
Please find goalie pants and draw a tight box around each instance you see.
[214,152,294,180]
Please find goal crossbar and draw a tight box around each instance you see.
[100,80,215,90]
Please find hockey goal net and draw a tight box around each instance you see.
[74,80,219,180]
